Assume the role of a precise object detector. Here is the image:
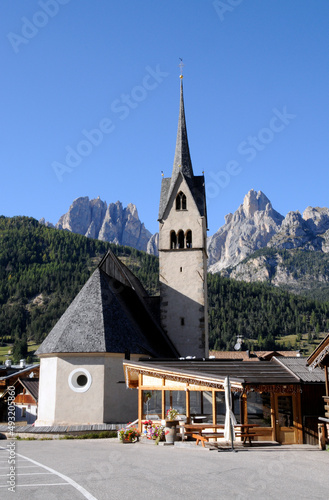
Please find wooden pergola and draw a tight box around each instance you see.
[123,359,306,444]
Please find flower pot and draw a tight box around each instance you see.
[162,420,177,444]
[121,436,138,443]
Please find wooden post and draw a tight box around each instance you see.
[318,423,326,450]
[161,388,165,420]
[241,393,248,424]
[325,366,329,397]
[186,387,190,423]
[294,390,303,444]
[270,393,277,442]
[138,374,143,432]
[212,390,217,425]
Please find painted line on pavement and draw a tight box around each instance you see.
[0,447,98,499]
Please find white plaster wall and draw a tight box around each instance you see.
[37,354,140,426]
[15,405,37,424]
[35,356,58,426]
[54,355,105,425]
[103,354,139,423]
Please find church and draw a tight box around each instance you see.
[35,74,208,426]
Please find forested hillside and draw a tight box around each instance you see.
[208,273,329,353]
[0,216,328,361]
[0,216,158,360]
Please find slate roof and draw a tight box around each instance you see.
[172,79,193,181]
[276,356,325,383]
[36,250,179,357]
[19,378,39,401]
[1,377,39,402]
[0,365,39,381]
[136,358,300,385]
[158,79,207,226]
[209,350,301,361]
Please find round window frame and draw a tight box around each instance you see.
[68,368,92,393]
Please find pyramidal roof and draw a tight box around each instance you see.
[36,249,179,357]
[158,77,207,224]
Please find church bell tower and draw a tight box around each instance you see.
[158,74,208,358]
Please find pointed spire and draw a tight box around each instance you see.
[171,77,194,182]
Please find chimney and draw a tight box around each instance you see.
[5,359,12,368]
[20,359,26,369]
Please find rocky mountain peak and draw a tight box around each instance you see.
[303,206,329,235]
[208,190,329,275]
[55,197,152,252]
[207,189,284,273]
[242,189,271,217]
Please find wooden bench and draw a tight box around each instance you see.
[236,431,265,445]
[186,423,263,447]
[192,431,265,447]
[191,432,224,447]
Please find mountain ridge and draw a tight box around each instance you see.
[207,189,329,273]
[41,196,153,253]
[40,191,329,299]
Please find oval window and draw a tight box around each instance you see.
[68,368,92,393]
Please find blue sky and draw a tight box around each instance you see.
[1,1,329,236]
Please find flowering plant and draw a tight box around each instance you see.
[119,424,139,442]
[166,407,179,421]
[142,419,164,444]
[147,423,164,444]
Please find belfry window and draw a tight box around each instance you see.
[176,192,187,210]
[170,230,193,249]
[170,231,177,249]
[177,230,184,249]
[186,230,192,248]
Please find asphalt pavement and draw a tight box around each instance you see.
[0,438,328,500]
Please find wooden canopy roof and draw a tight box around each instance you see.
[307,333,329,370]
[123,357,315,394]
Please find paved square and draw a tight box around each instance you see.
[1,439,328,499]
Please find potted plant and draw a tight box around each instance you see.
[162,408,179,444]
[144,421,165,444]
[118,424,140,443]
[142,419,153,436]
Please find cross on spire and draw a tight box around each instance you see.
[179,58,184,78]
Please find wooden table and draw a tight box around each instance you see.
[182,423,262,447]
